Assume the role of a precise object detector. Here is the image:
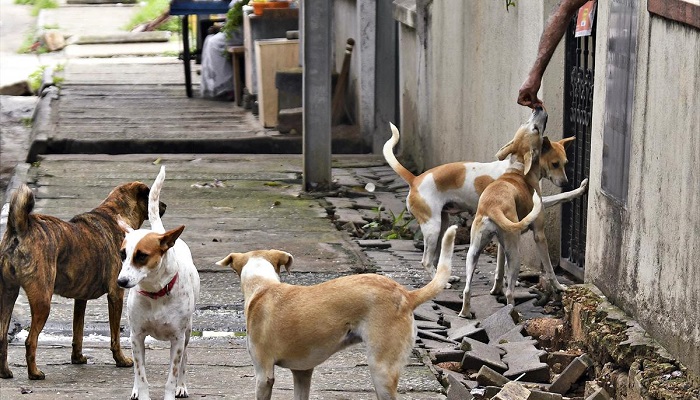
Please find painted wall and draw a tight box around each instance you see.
[396,0,566,264]
[586,0,700,375]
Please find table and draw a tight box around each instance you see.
[169,0,230,97]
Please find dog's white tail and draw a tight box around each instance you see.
[408,225,457,308]
[487,191,542,233]
[149,166,166,233]
[383,123,417,185]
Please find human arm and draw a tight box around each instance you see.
[517,0,589,108]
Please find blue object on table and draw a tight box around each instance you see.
[169,0,230,97]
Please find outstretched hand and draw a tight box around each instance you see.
[517,75,543,109]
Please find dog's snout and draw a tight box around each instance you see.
[117,277,130,288]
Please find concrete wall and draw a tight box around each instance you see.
[586,0,700,376]
[395,0,566,263]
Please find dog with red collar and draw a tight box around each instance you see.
[117,166,200,400]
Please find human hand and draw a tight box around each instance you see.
[517,76,543,109]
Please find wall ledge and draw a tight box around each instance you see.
[392,0,416,28]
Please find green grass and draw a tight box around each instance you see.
[126,0,180,33]
[14,0,59,17]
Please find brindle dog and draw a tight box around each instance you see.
[0,182,165,380]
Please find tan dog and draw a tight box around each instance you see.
[384,122,587,278]
[217,226,457,400]
[459,107,564,318]
[0,181,165,380]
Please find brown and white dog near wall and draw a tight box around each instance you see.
[383,121,587,282]
[0,180,165,380]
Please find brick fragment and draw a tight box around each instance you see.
[549,354,594,394]
[495,381,530,400]
[460,337,507,372]
[476,365,510,387]
[446,373,474,400]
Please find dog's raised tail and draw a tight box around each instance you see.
[408,225,457,308]
[488,191,542,233]
[148,166,166,233]
[383,123,416,185]
[5,184,35,236]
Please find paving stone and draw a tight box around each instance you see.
[446,373,474,400]
[584,387,611,400]
[460,337,507,372]
[495,381,531,400]
[417,320,445,330]
[492,324,530,345]
[418,337,456,350]
[418,329,459,344]
[447,319,489,343]
[527,389,563,400]
[468,294,508,320]
[433,290,465,311]
[334,208,367,225]
[430,348,465,363]
[352,196,381,210]
[387,239,420,252]
[325,197,355,209]
[476,365,510,387]
[547,351,579,374]
[356,239,392,249]
[549,354,594,394]
[414,304,441,322]
[516,298,548,320]
[498,341,549,383]
[481,304,519,343]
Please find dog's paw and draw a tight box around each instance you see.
[580,178,589,191]
[28,369,45,380]
[71,354,87,364]
[175,385,189,398]
[448,275,461,283]
[457,310,476,319]
[554,282,568,292]
[0,368,13,379]
[116,355,134,368]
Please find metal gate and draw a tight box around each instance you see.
[560,13,595,281]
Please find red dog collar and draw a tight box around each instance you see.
[137,272,179,300]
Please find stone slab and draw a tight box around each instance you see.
[460,338,507,372]
[549,354,594,394]
[446,373,474,400]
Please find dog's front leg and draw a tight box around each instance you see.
[108,289,133,367]
[291,368,314,400]
[532,224,567,293]
[175,331,191,398]
[0,284,20,378]
[164,335,186,400]
[71,299,87,364]
[130,333,149,400]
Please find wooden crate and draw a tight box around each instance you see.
[255,38,299,128]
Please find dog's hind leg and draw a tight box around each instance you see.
[366,318,412,400]
[71,299,87,364]
[0,283,20,378]
[420,218,441,277]
[459,219,493,319]
[23,280,52,380]
[502,233,522,306]
[254,362,275,400]
[130,333,149,400]
[291,368,314,400]
[490,244,506,296]
[107,289,133,367]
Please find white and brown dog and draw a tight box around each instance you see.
[117,166,200,400]
[459,107,562,318]
[216,226,458,400]
[383,122,587,280]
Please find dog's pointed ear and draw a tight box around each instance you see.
[216,253,246,276]
[495,139,515,160]
[559,136,575,149]
[541,137,553,154]
[268,250,293,274]
[160,225,184,251]
[523,150,534,176]
[117,215,134,233]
